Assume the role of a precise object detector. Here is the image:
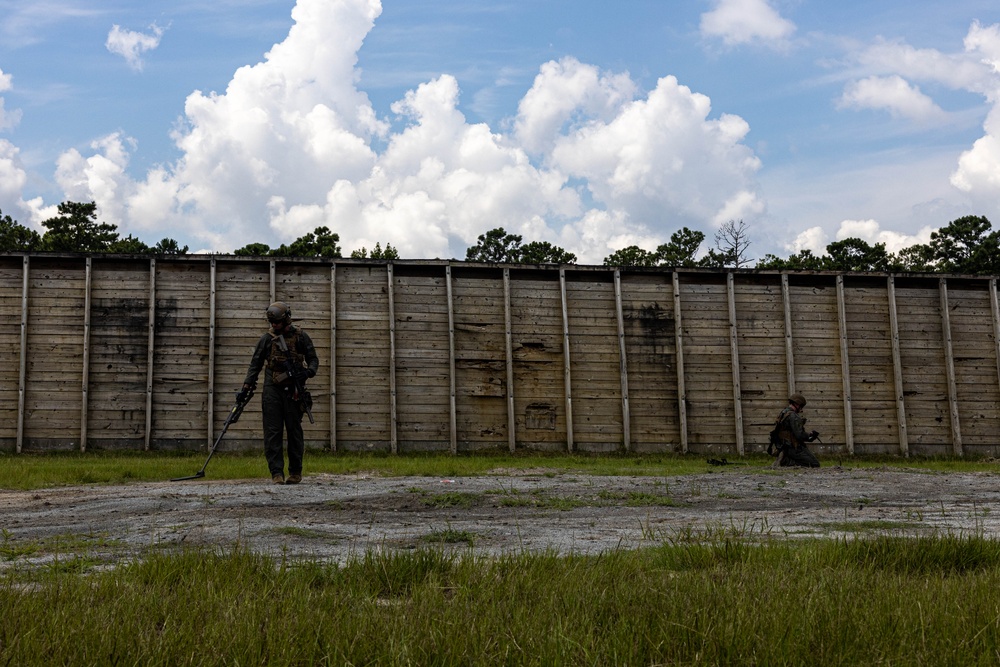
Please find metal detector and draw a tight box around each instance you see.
[172,385,255,481]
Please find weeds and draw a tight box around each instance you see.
[5,535,1000,665]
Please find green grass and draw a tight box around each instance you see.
[5,534,1000,665]
[2,450,997,491]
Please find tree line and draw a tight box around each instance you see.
[1,201,998,275]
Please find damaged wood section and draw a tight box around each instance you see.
[1,253,999,457]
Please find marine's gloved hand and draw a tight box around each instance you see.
[307,368,316,378]
[808,430,819,442]
[236,384,252,403]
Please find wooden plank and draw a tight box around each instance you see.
[837,275,854,454]
[782,274,795,395]
[445,264,458,455]
[614,270,630,451]
[727,273,744,455]
[269,259,276,303]
[939,278,962,455]
[673,272,688,453]
[17,256,28,453]
[330,263,337,451]
[388,263,397,454]
[144,259,155,451]
[207,258,217,450]
[504,268,515,452]
[993,279,1000,409]
[887,276,909,456]
[560,268,574,452]
[81,257,92,452]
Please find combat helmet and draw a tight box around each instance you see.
[788,393,807,408]
[265,302,292,324]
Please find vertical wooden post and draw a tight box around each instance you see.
[560,269,575,452]
[672,272,688,453]
[329,263,337,452]
[939,278,962,456]
[207,258,217,450]
[269,260,276,303]
[80,257,92,452]
[836,275,855,454]
[446,265,458,455]
[387,263,398,454]
[503,268,516,453]
[614,270,630,451]
[991,279,1000,402]
[144,259,156,451]
[887,276,909,456]
[16,255,28,454]
[727,273,744,455]
[782,273,796,395]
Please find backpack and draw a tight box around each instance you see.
[768,411,789,457]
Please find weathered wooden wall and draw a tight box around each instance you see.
[2,253,999,457]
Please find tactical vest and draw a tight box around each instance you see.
[268,328,305,386]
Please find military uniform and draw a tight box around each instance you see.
[242,320,319,483]
[773,396,820,468]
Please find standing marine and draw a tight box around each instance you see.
[240,302,319,484]
[770,393,821,468]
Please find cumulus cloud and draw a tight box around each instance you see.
[11,0,763,263]
[106,23,165,72]
[787,219,934,257]
[838,75,948,123]
[0,68,22,132]
[700,0,795,48]
[950,23,1000,199]
[834,219,934,254]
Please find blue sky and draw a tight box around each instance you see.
[2,0,1000,263]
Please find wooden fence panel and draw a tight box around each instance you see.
[275,263,334,449]
[565,272,622,451]
[335,265,391,451]
[842,279,899,453]
[151,261,212,446]
[947,282,1000,453]
[619,273,680,451]
[212,260,270,450]
[733,275,787,454]
[0,258,24,446]
[393,267,451,451]
[789,278,846,454]
[22,258,86,450]
[509,271,567,451]
[895,280,952,454]
[86,259,150,448]
[451,268,509,451]
[679,274,735,451]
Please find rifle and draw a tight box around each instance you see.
[275,333,315,424]
[172,383,255,481]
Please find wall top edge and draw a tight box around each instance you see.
[0,251,996,282]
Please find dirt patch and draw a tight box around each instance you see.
[4,465,1000,567]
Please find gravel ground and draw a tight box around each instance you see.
[3,465,1000,568]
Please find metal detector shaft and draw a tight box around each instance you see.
[172,386,254,482]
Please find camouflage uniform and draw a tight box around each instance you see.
[773,405,820,468]
[242,325,319,480]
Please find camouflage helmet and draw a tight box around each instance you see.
[265,301,292,324]
[789,393,807,408]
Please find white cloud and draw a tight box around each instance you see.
[838,75,948,123]
[8,0,763,264]
[0,68,23,132]
[106,24,165,72]
[789,226,827,255]
[834,219,934,254]
[700,0,795,48]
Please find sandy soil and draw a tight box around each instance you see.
[4,464,1000,568]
